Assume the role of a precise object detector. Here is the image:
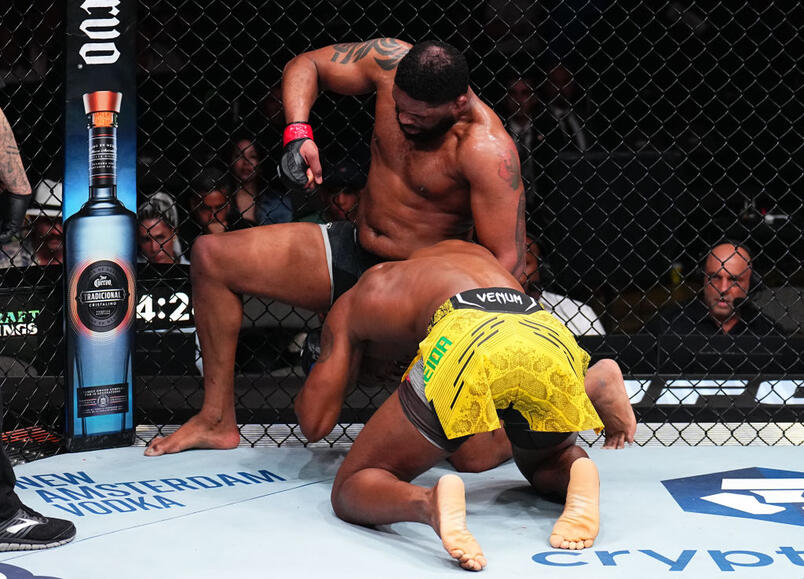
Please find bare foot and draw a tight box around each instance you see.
[585,359,636,449]
[144,413,240,456]
[549,458,599,550]
[431,474,487,571]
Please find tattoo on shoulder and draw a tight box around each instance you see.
[0,112,29,194]
[331,38,408,70]
[497,147,522,190]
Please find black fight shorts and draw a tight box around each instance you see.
[318,221,384,303]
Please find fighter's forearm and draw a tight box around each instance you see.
[468,145,526,279]
[510,188,527,279]
[480,239,524,280]
[294,374,346,443]
[294,395,326,443]
[496,247,525,280]
[282,54,320,124]
[294,348,354,443]
[295,303,365,442]
[0,110,31,196]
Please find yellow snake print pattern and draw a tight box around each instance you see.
[406,301,603,439]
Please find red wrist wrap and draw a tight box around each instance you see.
[283,123,313,147]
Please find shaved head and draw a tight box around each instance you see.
[703,243,752,324]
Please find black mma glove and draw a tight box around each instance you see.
[0,192,31,243]
[300,328,321,376]
[278,122,314,191]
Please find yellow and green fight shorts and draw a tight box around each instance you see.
[399,287,603,451]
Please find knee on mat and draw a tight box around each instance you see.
[329,474,360,523]
[330,485,360,524]
[448,454,498,473]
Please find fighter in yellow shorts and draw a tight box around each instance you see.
[401,289,603,448]
[295,240,636,571]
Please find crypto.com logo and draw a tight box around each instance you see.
[663,467,804,527]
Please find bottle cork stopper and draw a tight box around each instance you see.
[83,91,123,115]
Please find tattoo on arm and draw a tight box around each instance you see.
[331,38,408,70]
[515,190,526,270]
[497,147,522,191]
[0,110,31,195]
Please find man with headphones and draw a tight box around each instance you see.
[645,241,782,335]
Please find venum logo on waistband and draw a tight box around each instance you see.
[475,291,523,305]
[79,0,121,65]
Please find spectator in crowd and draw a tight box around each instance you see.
[262,83,285,133]
[645,241,783,336]
[227,136,293,228]
[538,64,591,153]
[501,76,539,201]
[137,191,188,265]
[0,179,62,269]
[297,160,362,224]
[192,188,230,235]
[522,233,605,336]
[187,167,231,239]
[498,70,591,213]
[26,208,63,267]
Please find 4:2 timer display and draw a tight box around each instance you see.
[136,291,192,327]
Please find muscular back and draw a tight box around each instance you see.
[297,240,521,442]
[346,241,521,352]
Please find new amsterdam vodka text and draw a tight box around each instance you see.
[65,91,136,451]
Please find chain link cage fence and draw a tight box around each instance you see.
[1,1,802,460]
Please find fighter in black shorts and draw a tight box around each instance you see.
[143,39,527,458]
